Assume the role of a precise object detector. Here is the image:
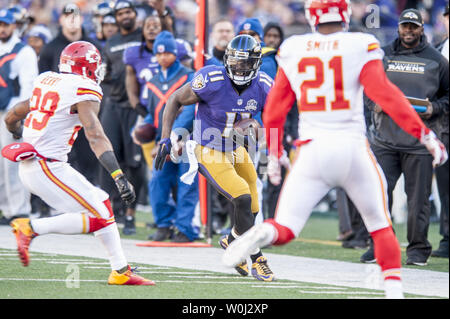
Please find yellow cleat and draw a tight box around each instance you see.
[108,265,155,286]
[251,256,275,282]
[219,235,249,276]
[10,218,37,267]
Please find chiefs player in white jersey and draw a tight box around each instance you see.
[222,0,448,298]
[3,41,154,286]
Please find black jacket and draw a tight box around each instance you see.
[38,28,102,74]
[102,28,142,107]
[368,35,449,154]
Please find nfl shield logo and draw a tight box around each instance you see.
[244,23,251,30]
[157,45,165,53]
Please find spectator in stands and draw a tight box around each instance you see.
[25,24,52,56]
[263,22,284,50]
[362,9,449,266]
[209,18,234,64]
[138,31,198,242]
[100,0,147,235]
[0,8,37,225]
[90,1,115,45]
[138,0,176,34]
[432,3,449,259]
[237,18,277,79]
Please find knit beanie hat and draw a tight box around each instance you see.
[153,31,178,56]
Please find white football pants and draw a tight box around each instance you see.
[18,159,109,219]
[275,134,391,236]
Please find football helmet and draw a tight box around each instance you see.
[305,0,352,29]
[59,41,105,84]
[224,35,262,86]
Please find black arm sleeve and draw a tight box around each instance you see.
[98,151,121,175]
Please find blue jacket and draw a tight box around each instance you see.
[144,59,195,141]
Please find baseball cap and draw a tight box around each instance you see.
[102,14,116,25]
[27,25,53,44]
[0,8,15,24]
[114,0,136,14]
[238,18,264,39]
[398,8,423,26]
[61,3,81,15]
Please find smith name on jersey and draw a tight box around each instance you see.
[191,65,272,152]
[277,31,384,140]
[22,72,103,162]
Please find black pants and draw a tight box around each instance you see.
[435,133,449,245]
[68,129,99,185]
[371,144,434,261]
[336,188,370,242]
[98,102,147,213]
[265,165,288,219]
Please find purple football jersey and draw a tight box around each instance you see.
[191,65,273,152]
[123,44,159,106]
[124,40,193,105]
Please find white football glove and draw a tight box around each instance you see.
[267,150,291,186]
[420,130,448,168]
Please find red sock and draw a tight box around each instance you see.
[88,199,115,233]
[371,226,402,281]
[264,218,295,246]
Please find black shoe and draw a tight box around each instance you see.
[405,257,428,266]
[342,239,368,249]
[172,231,191,243]
[0,214,29,225]
[150,227,174,241]
[431,241,449,258]
[122,216,136,235]
[360,246,376,263]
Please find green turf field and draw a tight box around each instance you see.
[132,210,449,273]
[0,210,445,300]
[0,248,441,299]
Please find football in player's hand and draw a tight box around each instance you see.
[233,118,262,141]
[134,123,156,144]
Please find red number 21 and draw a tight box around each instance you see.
[298,56,350,112]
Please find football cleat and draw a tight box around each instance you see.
[108,265,155,286]
[10,218,37,267]
[222,223,273,268]
[251,256,275,282]
[219,235,249,276]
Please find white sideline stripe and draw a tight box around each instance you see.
[0,232,447,298]
[298,290,384,295]
[83,266,170,270]
[251,285,348,290]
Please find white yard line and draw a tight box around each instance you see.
[0,227,447,298]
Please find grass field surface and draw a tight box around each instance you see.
[0,211,447,302]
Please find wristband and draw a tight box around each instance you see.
[111,169,123,179]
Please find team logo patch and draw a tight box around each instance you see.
[237,99,243,106]
[157,44,165,53]
[192,74,206,90]
[403,12,418,19]
[243,23,251,30]
[245,99,258,111]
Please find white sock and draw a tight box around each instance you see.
[384,280,404,299]
[94,223,128,271]
[30,213,85,235]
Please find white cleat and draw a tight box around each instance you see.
[222,223,274,268]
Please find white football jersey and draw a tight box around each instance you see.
[277,31,384,139]
[22,72,103,162]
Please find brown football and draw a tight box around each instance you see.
[134,123,156,143]
[233,118,262,141]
